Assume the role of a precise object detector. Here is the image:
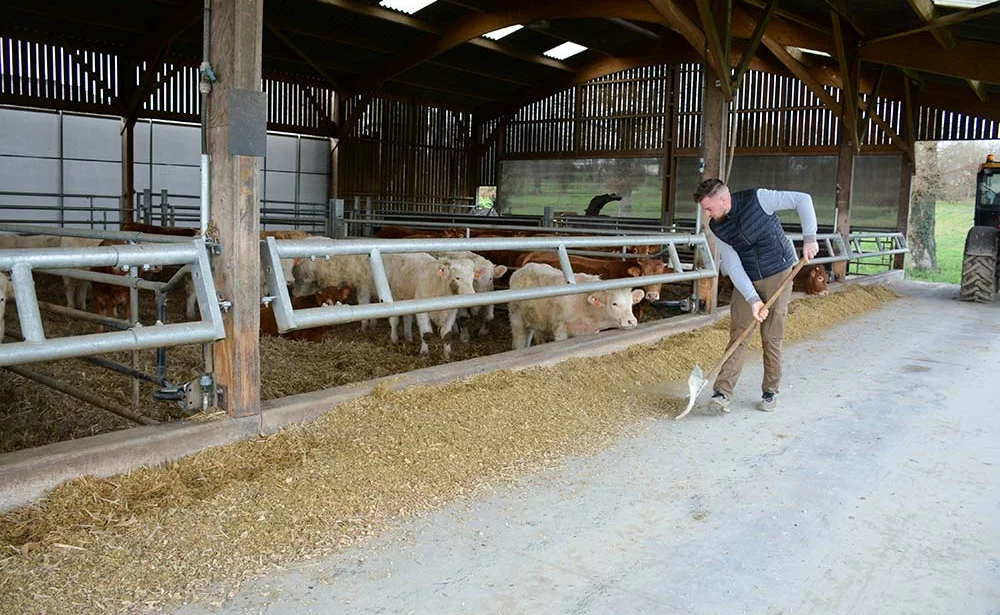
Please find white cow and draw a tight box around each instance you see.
[292,254,378,329]
[433,251,507,339]
[508,262,644,350]
[0,234,102,310]
[384,253,476,360]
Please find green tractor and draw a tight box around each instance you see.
[960,154,1000,302]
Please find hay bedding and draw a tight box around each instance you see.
[0,283,899,615]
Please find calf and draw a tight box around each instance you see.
[508,262,644,350]
[514,251,668,302]
[793,264,829,296]
[384,253,477,360]
[259,284,354,341]
[433,250,507,338]
[292,254,378,330]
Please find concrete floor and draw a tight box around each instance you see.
[173,280,1000,615]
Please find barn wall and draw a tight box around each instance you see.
[338,97,475,213]
[0,107,329,231]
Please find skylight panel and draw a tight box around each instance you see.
[543,42,587,60]
[378,0,438,14]
[933,0,992,7]
[483,25,524,40]
[795,47,832,58]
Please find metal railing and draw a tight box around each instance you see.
[261,234,717,334]
[845,231,909,274]
[0,233,224,367]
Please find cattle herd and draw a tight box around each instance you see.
[0,223,830,361]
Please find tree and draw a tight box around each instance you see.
[908,141,940,271]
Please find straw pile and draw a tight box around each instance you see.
[0,282,899,615]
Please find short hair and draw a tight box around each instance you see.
[693,178,727,203]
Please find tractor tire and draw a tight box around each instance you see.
[960,226,999,302]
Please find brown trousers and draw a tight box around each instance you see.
[713,266,794,397]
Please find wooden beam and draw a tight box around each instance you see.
[208,0,264,418]
[968,79,988,102]
[730,0,779,89]
[832,118,854,282]
[337,0,665,96]
[695,0,733,100]
[831,11,860,153]
[821,0,866,36]
[858,64,885,142]
[265,24,342,90]
[864,0,1000,45]
[762,35,842,114]
[905,0,955,50]
[862,34,1000,86]
[696,62,725,313]
[739,0,832,35]
[647,0,733,101]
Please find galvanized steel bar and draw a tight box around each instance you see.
[0,223,194,244]
[290,270,713,331]
[36,301,132,331]
[556,245,575,284]
[0,322,220,368]
[369,248,394,303]
[3,365,158,426]
[10,263,46,343]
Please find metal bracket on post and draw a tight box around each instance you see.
[160,189,169,226]
[328,198,345,239]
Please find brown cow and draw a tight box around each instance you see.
[259,284,354,341]
[513,251,669,302]
[793,264,829,296]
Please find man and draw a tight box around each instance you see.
[694,179,820,412]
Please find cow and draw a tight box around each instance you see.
[0,234,103,310]
[507,262,644,350]
[383,253,477,360]
[374,226,466,239]
[432,251,507,338]
[793,264,829,296]
[259,284,354,341]
[292,254,378,330]
[513,251,668,303]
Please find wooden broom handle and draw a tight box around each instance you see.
[708,257,808,380]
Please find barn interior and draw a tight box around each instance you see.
[0,3,998,607]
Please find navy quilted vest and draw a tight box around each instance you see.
[709,189,796,281]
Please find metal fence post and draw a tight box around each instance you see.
[543,206,554,228]
[143,189,153,224]
[365,195,373,237]
[160,189,169,226]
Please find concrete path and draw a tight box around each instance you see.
[174,281,1000,615]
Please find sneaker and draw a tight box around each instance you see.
[758,391,778,412]
[709,391,731,412]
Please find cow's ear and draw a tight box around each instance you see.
[810,268,819,277]
[293,257,304,266]
[587,294,603,308]
[494,265,508,278]
[437,264,449,278]
[631,289,645,304]
[627,265,642,277]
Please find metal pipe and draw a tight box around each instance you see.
[0,321,220,368]
[3,365,158,426]
[0,223,193,244]
[10,263,45,343]
[199,0,213,236]
[35,301,132,331]
[0,241,202,270]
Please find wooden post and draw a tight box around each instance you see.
[696,63,726,312]
[329,98,341,200]
[895,157,914,269]
[833,114,856,282]
[662,65,678,225]
[120,119,135,226]
[207,0,264,418]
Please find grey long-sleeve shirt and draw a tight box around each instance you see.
[717,189,818,305]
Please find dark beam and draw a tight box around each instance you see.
[831,11,860,153]
[695,0,734,101]
[648,0,732,101]
[866,0,1000,45]
[862,34,1000,86]
[821,0,866,36]
[905,0,955,50]
[264,24,342,90]
[738,0,832,35]
[730,0,779,89]
[340,0,664,96]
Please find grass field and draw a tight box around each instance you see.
[903,199,972,285]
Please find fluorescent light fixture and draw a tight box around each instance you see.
[933,0,992,7]
[795,47,832,58]
[483,24,524,40]
[378,0,437,14]
[543,42,587,60]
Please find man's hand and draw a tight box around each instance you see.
[751,300,768,323]
[803,239,819,261]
